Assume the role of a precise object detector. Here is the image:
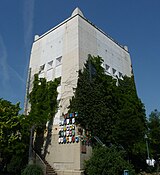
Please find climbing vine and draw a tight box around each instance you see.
[28,74,60,126]
[28,74,60,155]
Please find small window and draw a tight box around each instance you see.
[39,64,45,73]
[112,68,117,76]
[119,72,123,79]
[56,56,62,66]
[105,64,111,74]
[47,60,53,70]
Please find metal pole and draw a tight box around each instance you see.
[146,139,150,159]
[145,134,150,159]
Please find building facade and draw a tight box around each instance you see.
[25,8,132,175]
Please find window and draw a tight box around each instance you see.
[119,72,123,79]
[112,68,117,76]
[39,64,45,73]
[47,60,53,70]
[56,56,62,66]
[105,64,111,74]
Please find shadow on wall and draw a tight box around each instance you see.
[42,117,53,159]
[33,117,53,159]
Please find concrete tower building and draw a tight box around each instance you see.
[25,8,132,175]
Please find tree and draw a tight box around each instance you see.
[69,55,147,173]
[148,109,160,171]
[112,76,147,171]
[69,55,118,144]
[85,146,135,175]
[0,98,30,174]
[0,99,20,153]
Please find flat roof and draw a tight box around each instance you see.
[34,13,129,53]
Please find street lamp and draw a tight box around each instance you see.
[144,134,150,159]
[144,134,156,167]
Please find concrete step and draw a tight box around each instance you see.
[44,159,57,175]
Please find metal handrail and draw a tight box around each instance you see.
[94,136,105,147]
[33,150,46,175]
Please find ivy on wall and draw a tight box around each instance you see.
[28,74,60,155]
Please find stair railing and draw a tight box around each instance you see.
[93,136,106,147]
[33,150,47,175]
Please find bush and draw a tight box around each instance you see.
[85,146,136,175]
[21,164,43,175]
[7,155,23,175]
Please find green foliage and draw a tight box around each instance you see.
[0,76,60,172]
[85,146,135,175]
[112,76,147,155]
[28,74,60,126]
[0,98,30,174]
[69,55,118,144]
[0,99,29,154]
[28,74,60,131]
[7,155,25,174]
[69,55,147,172]
[0,99,21,152]
[28,75,60,155]
[21,164,43,175]
[148,109,160,163]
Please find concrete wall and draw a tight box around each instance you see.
[60,16,79,116]
[78,16,132,77]
[28,16,80,124]
[45,125,92,175]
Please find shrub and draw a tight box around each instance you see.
[85,146,136,175]
[7,155,23,175]
[21,164,43,175]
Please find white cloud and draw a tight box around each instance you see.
[8,66,25,84]
[23,0,36,84]
[23,0,36,51]
[0,35,9,87]
[0,35,25,87]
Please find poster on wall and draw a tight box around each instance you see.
[58,112,79,144]
[58,112,92,146]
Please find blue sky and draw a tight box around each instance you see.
[0,0,160,116]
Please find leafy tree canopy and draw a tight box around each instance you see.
[70,55,146,145]
[112,76,147,152]
[148,109,160,161]
[0,75,60,173]
[69,55,147,172]
[69,55,118,144]
[0,98,30,174]
[85,146,135,175]
[0,99,29,155]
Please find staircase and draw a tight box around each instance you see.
[33,150,57,175]
[44,160,57,175]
